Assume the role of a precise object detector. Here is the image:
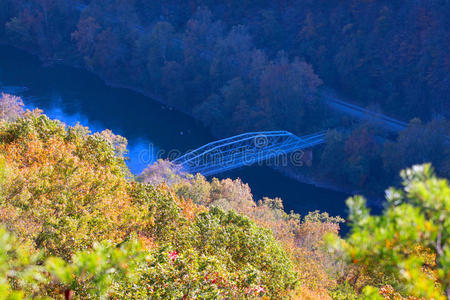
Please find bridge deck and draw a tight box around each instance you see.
[173,130,327,176]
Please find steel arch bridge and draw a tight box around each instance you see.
[172,131,327,176]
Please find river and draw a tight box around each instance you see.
[0,45,350,221]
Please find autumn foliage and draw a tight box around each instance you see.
[0,103,301,298]
[1,0,448,196]
[0,94,448,299]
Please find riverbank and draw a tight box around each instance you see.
[0,43,365,202]
[0,43,357,221]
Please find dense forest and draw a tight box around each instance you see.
[0,0,449,195]
[0,0,449,298]
[0,93,448,298]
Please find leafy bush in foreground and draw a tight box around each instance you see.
[0,112,149,260]
[330,164,449,299]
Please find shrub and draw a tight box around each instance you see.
[330,164,449,298]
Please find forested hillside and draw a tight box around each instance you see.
[1,0,448,120]
[1,0,449,196]
[0,94,448,298]
[0,0,449,298]
[1,0,448,196]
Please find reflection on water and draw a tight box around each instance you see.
[0,45,212,174]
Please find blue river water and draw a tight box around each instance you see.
[0,45,350,221]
